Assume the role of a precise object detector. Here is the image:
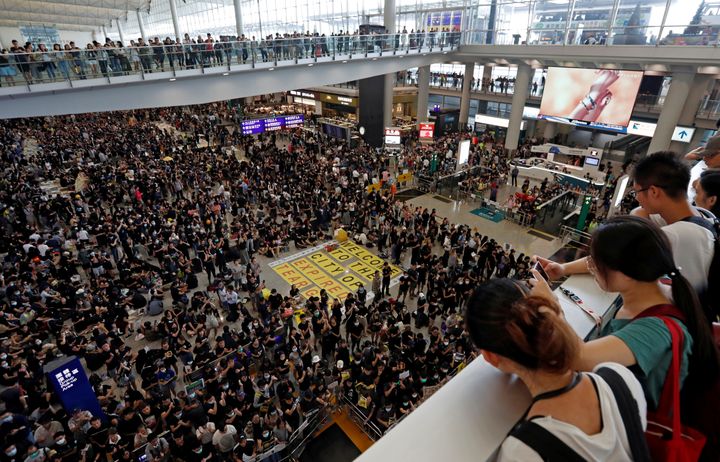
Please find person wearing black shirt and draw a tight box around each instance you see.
[381,263,391,296]
[236,435,255,461]
[86,417,108,458]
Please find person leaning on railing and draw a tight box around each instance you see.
[0,48,17,86]
[465,278,649,460]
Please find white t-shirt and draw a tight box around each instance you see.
[650,214,714,293]
[498,363,647,462]
[688,160,708,203]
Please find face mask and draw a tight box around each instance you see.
[1,362,7,368]
[420,378,427,383]
[385,407,392,412]
[6,448,17,457]
[2,416,12,423]
[175,412,182,418]
[30,450,40,459]
[56,439,66,446]
[222,384,230,390]
[291,347,297,353]
[280,355,285,361]
[403,402,409,406]
[189,392,196,399]
[0,353,6,360]
[193,447,202,454]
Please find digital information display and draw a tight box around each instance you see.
[457,139,470,167]
[240,114,305,135]
[384,128,402,146]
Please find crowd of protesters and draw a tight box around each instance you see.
[0,102,549,462]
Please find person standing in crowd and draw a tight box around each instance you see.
[685,133,720,202]
[693,169,720,217]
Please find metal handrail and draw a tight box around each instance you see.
[0,32,459,88]
[342,395,384,441]
[559,225,593,247]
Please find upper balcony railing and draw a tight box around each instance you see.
[461,24,720,47]
[0,32,460,89]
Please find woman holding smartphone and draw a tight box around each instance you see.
[534,216,718,412]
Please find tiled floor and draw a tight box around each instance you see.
[255,187,564,300]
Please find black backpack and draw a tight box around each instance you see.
[682,210,720,323]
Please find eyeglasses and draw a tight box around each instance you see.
[632,183,670,195]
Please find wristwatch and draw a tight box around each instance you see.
[581,95,597,111]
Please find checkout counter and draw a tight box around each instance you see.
[356,273,621,462]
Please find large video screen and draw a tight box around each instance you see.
[539,68,643,130]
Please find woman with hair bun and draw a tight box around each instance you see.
[465,279,647,460]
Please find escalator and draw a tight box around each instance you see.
[300,408,374,462]
[604,134,651,163]
[624,136,651,162]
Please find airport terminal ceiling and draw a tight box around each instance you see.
[0,0,151,31]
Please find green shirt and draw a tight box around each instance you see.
[602,316,692,410]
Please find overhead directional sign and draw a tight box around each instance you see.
[671,126,695,143]
[627,120,656,137]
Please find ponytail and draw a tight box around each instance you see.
[670,270,720,387]
[591,216,720,388]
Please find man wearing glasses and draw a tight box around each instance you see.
[538,151,713,299]
[685,133,720,202]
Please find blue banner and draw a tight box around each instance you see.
[47,356,105,422]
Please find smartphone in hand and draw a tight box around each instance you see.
[533,261,550,282]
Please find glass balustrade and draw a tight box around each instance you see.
[0,32,460,88]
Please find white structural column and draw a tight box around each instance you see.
[383,0,397,128]
[543,120,557,140]
[168,0,182,40]
[647,70,695,154]
[459,62,475,127]
[233,0,244,37]
[668,73,713,153]
[417,65,430,122]
[505,63,532,152]
[116,19,126,45]
[101,25,108,40]
[136,9,147,42]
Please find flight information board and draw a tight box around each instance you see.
[240,114,305,135]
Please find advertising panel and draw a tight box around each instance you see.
[539,67,643,130]
[419,123,435,140]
